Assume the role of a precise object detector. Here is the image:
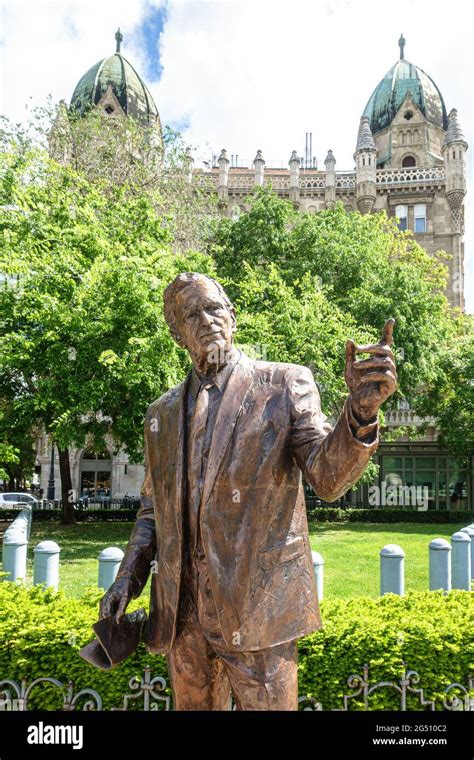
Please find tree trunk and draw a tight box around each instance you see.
[57,447,76,525]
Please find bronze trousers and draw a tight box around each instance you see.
[166,553,299,711]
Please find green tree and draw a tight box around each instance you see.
[2,100,218,254]
[208,187,458,401]
[0,395,37,489]
[415,315,474,460]
[207,188,464,479]
[0,147,214,521]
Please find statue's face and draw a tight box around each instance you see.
[174,280,236,366]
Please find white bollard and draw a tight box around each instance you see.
[451,532,471,590]
[98,547,124,591]
[2,530,28,582]
[460,527,474,581]
[380,544,405,596]
[311,550,324,601]
[8,507,32,541]
[429,538,451,591]
[34,540,60,590]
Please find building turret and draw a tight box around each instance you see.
[218,149,230,204]
[289,150,300,204]
[442,108,468,309]
[442,108,468,233]
[324,149,336,208]
[253,150,265,186]
[354,117,377,214]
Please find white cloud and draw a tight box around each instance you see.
[0,0,160,117]
[1,0,473,310]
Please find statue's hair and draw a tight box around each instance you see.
[163,272,235,345]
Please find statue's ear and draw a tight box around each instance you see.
[231,310,237,333]
[174,331,187,349]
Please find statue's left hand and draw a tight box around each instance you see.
[345,318,398,422]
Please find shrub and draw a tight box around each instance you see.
[0,582,471,710]
[307,508,474,524]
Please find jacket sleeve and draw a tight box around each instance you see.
[288,365,379,502]
[114,408,158,598]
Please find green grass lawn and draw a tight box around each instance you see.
[307,520,472,598]
[0,520,471,599]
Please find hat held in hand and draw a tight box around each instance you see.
[78,608,148,670]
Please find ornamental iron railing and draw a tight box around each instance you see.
[1,665,472,711]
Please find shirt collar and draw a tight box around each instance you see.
[189,347,241,400]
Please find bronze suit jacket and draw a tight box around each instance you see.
[116,351,379,653]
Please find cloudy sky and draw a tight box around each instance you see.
[1,0,472,310]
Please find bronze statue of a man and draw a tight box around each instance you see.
[99,272,397,710]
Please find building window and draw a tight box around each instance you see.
[402,155,416,167]
[379,453,469,510]
[80,448,112,499]
[414,203,426,233]
[395,205,408,231]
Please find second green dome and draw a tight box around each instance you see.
[363,57,448,135]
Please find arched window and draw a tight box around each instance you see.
[402,155,416,167]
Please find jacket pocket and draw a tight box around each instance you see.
[258,536,306,570]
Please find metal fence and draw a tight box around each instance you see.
[0,665,472,712]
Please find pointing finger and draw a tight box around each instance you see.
[380,318,395,347]
[345,339,356,366]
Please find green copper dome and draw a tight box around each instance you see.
[363,37,448,135]
[70,31,160,126]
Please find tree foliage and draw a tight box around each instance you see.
[0,145,214,518]
[208,187,460,407]
[415,314,474,459]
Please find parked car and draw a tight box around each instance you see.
[0,492,38,509]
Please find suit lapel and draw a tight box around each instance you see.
[171,373,191,543]
[201,352,255,507]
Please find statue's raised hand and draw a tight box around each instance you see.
[345,318,398,422]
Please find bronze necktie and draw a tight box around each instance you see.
[188,380,214,553]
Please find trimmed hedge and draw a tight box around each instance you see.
[307,508,474,524]
[2,507,473,524]
[0,581,472,710]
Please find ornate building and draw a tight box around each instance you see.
[39,32,470,511]
[195,34,467,311]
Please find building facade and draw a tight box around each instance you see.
[41,32,470,510]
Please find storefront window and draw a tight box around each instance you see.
[415,471,436,510]
[449,469,468,510]
[416,457,436,469]
[378,453,470,511]
[382,457,403,471]
[80,448,112,498]
[438,470,447,511]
